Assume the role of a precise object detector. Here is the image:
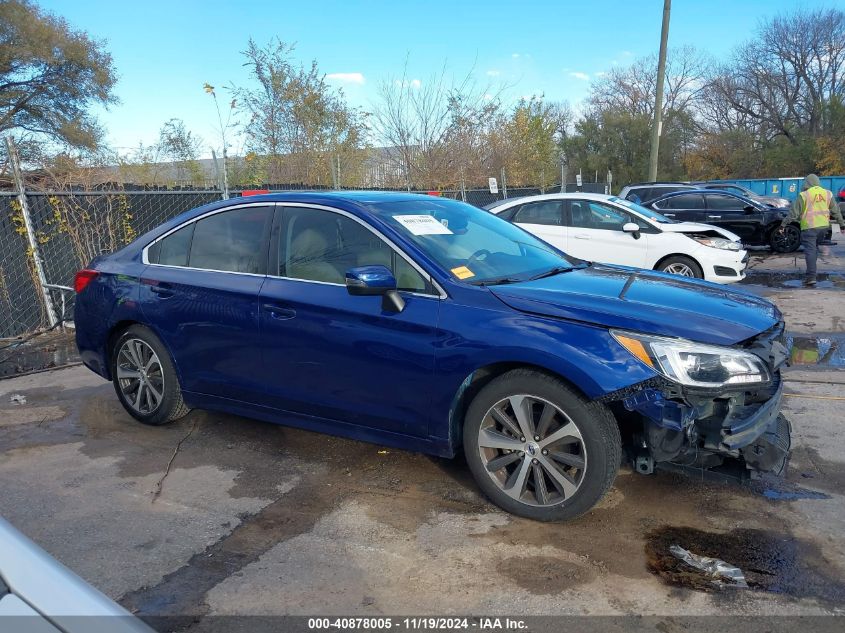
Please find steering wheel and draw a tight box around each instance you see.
[466,249,491,267]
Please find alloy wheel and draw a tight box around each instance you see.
[663,263,695,276]
[477,395,587,507]
[771,226,800,252]
[116,338,164,414]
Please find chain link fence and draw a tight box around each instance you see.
[0,184,556,340]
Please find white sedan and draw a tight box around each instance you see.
[486,193,748,283]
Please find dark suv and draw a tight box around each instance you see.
[620,181,790,209]
[641,189,828,253]
[617,182,692,204]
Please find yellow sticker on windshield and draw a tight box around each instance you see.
[451,266,475,279]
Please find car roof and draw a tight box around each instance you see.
[623,182,693,188]
[227,190,441,205]
[650,188,750,201]
[489,192,620,207]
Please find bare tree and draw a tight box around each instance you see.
[709,8,845,143]
[371,61,502,189]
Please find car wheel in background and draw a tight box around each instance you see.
[111,324,190,426]
[463,369,621,522]
[770,224,801,253]
[657,256,703,279]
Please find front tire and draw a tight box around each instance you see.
[658,255,703,279]
[770,224,800,253]
[111,325,190,426]
[463,369,621,522]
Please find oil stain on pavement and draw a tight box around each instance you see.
[645,526,845,606]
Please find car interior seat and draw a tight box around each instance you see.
[286,216,344,284]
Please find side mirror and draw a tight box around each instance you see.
[744,205,756,214]
[345,265,405,312]
[622,222,641,239]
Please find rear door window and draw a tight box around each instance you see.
[148,223,195,267]
[512,201,565,226]
[705,194,747,211]
[189,206,273,274]
[659,194,705,210]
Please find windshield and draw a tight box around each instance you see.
[608,196,674,224]
[369,198,576,284]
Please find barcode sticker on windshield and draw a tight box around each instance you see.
[394,215,453,235]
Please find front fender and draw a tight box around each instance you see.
[430,303,659,447]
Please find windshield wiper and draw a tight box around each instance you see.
[470,276,523,287]
[528,266,573,281]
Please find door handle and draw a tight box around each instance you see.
[573,234,590,240]
[262,303,296,319]
[707,215,722,219]
[143,280,174,298]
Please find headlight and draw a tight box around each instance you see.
[691,236,742,251]
[611,330,771,388]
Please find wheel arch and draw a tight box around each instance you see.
[446,361,596,456]
[652,253,704,277]
[104,320,183,386]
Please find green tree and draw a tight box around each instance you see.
[158,118,204,185]
[492,98,569,189]
[0,0,117,154]
[236,38,368,186]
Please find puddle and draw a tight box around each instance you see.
[741,272,845,290]
[645,526,845,605]
[786,333,845,367]
[0,331,79,378]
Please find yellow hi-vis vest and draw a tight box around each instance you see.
[800,186,832,230]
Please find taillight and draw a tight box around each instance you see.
[74,269,100,293]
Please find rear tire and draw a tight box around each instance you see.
[111,325,190,426]
[770,224,800,253]
[463,369,621,522]
[657,255,703,279]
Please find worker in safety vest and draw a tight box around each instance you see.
[778,173,845,286]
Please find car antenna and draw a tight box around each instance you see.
[619,272,638,300]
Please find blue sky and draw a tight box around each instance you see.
[39,0,835,156]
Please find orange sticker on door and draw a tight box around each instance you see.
[451,266,475,279]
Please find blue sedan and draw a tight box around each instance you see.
[74,192,790,521]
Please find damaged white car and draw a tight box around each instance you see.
[486,193,748,283]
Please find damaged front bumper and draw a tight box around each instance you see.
[616,375,790,478]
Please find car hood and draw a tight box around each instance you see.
[659,222,741,242]
[757,195,790,208]
[490,264,780,346]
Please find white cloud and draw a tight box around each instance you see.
[486,69,500,77]
[483,93,494,100]
[595,71,607,77]
[325,72,365,85]
[511,53,520,58]
[394,78,422,89]
[622,50,633,57]
[569,71,590,81]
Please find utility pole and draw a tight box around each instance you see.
[648,0,671,182]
